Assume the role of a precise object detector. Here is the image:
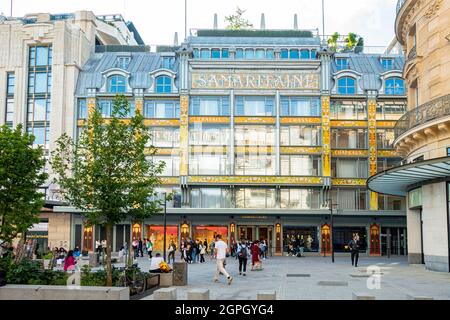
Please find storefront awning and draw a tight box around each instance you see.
[367,157,450,197]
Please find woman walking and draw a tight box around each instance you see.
[199,242,206,263]
[251,240,263,271]
[237,240,248,276]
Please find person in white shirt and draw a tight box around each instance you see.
[149,253,165,273]
[213,234,233,285]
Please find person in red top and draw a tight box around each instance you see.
[251,240,263,271]
[64,250,76,271]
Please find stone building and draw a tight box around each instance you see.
[369,0,450,272]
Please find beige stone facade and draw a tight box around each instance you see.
[394,0,450,272]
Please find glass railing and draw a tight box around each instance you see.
[394,94,450,139]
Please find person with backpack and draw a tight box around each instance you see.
[236,239,248,276]
[199,242,206,263]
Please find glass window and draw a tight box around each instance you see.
[280,97,321,117]
[190,188,232,208]
[281,49,289,59]
[200,49,210,59]
[34,73,48,94]
[144,100,180,118]
[336,58,349,70]
[255,49,265,59]
[448,147,450,157]
[98,100,112,118]
[280,125,321,146]
[190,154,230,175]
[235,154,276,175]
[289,49,299,59]
[266,49,275,59]
[190,96,230,116]
[244,49,254,59]
[7,73,15,95]
[211,49,221,59]
[156,76,172,93]
[379,194,405,210]
[149,127,180,148]
[331,188,368,210]
[235,49,244,59]
[300,49,310,59]
[376,129,395,149]
[330,100,366,120]
[280,188,321,209]
[376,102,407,120]
[162,57,174,69]
[78,99,87,119]
[107,75,126,93]
[385,78,405,95]
[331,158,368,178]
[381,58,393,70]
[221,49,229,58]
[331,128,367,149]
[236,188,276,208]
[235,125,275,146]
[193,49,200,58]
[5,99,14,123]
[310,50,317,59]
[337,77,356,95]
[281,155,321,176]
[31,127,46,145]
[151,156,180,176]
[35,46,50,66]
[235,96,275,116]
[189,123,230,146]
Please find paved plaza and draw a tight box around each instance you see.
[135,255,450,300]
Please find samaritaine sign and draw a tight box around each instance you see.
[191,71,320,90]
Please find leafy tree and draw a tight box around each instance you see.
[51,95,165,285]
[327,32,340,52]
[327,32,364,53]
[0,124,47,244]
[225,7,253,30]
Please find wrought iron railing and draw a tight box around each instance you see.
[407,45,417,61]
[394,94,450,139]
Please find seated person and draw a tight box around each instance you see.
[149,253,165,273]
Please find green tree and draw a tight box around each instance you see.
[327,32,364,53]
[51,95,165,285]
[327,32,340,52]
[225,7,253,30]
[0,124,47,244]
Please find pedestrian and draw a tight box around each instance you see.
[348,233,360,267]
[186,241,192,264]
[251,240,263,271]
[237,239,248,276]
[64,250,76,271]
[146,238,153,259]
[138,238,143,257]
[213,234,233,285]
[191,239,197,263]
[132,239,139,258]
[180,238,185,260]
[168,240,176,264]
[199,242,206,263]
[203,239,208,255]
[210,241,215,260]
[299,236,305,257]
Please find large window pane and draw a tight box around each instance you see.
[280,188,321,209]
[236,188,276,208]
[149,127,180,148]
[331,128,367,149]
[281,155,321,176]
[235,154,275,175]
[190,188,232,208]
[189,123,230,145]
[280,125,320,146]
[235,96,275,116]
[235,125,275,146]
[190,154,230,175]
[280,97,321,117]
[190,96,229,116]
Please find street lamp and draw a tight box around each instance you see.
[328,198,338,263]
[162,192,167,262]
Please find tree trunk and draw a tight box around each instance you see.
[105,223,113,286]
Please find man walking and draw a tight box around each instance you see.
[348,234,360,267]
[236,239,248,276]
[213,234,233,285]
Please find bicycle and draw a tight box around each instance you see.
[116,264,146,295]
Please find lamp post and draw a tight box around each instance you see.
[328,198,338,263]
[163,192,167,262]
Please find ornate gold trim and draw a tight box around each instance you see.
[322,96,331,177]
[332,178,367,186]
[188,176,323,185]
[376,121,397,128]
[235,146,274,154]
[234,117,276,124]
[280,146,322,154]
[143,119,180,127]
[190,145,228,154]
[368,99,378,210]
[159,177,180,185]
[280,117,322,125]
[330,120,368,127]
[331,149,368,157]
[377,150,400,157]
[179,96,189,176]
[189,116,231,124]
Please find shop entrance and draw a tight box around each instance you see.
[381,227,407,256]
[238,225,273,253]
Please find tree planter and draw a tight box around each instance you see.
[150,272,173,287]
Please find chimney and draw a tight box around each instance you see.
[173,32,179,46]
[294,14,298,30]
[213,13,218,29]
[260,13,266,29]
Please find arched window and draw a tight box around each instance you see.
[300,49,310,59]
[385,77,405,95]
[337,77,356,95]
[107,75,126,93]
[289,49,299,59]
[156,76,172,93]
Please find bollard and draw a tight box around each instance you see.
[153,288,177,300]
[187,289,210,300]
[257,290,276,300]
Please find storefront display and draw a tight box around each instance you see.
[146,225,179,252]
[283,226,318,252]
[333,227,367,252]
[192,226,228,245]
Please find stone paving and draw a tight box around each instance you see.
[135,254,450,300]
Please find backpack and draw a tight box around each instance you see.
[238,245,248,258]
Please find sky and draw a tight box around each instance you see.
[0,0,398,47]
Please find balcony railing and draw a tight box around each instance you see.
[407,45,417,61]
[394,94,450,139]
[396,0,407,13]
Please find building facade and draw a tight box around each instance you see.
[369,0,450,272]
[0,11,143,251]
[62,27,408,256]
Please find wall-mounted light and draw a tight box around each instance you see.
[276,223,281,234]
[230,223,235,233]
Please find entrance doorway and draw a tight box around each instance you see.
[238,225,273,254]
[381,227,407,256]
